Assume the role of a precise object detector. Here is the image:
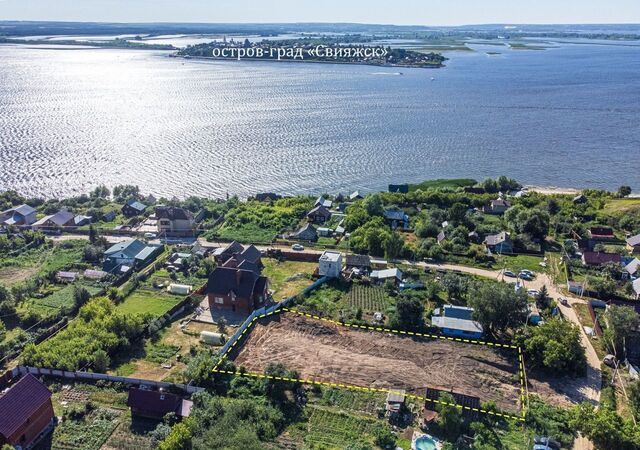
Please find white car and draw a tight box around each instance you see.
[527,289,540,297]
[291,244,305,251]
[144,232,157,239]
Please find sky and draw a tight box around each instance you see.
[0,0,639,26]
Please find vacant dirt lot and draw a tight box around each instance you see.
[231,314,523,413]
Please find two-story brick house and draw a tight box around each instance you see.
[0,374,55,449]
[206,267,269,314]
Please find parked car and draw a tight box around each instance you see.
[144,232,157,239]
[559,297,569,306]
[291,244,305,251]
[533,436,561,450]
[527,289,540,297]
[503,270,516,278]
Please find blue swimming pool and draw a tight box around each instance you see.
[415,435,438,450]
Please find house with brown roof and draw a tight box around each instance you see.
[31,210,76,231]
[626,234,640,254]
[307,205,332,224]
[127,388,192,420]
[155,206,195,236]
[587,226,615,240]
[482,198,511,215]
[0,374,55,449]
[581,251,622,266]
[206,267,269,314]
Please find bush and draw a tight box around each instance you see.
[521,318,586,376]
[21,297,145,370]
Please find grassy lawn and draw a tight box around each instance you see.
[117,288,183,317]
[117,266,207,318]
[261,258,316,300]
[494,254,546,273]
[295,279,351,318]
[604,197,640,213]
[213,222,278,244]
[316,237,338,247]
[408,178,476,192]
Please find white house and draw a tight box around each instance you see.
[319,251,342,278]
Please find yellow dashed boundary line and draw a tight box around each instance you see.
[281,307,518,349]
[211,306,527,422]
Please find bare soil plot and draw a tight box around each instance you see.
[0,266,38,286]
[231,314,523,413]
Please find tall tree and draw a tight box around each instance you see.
[389,297,424,331]
[604,305,639,356]
[437,392,463,441]
[468,283,528,336]
[523,317,586,375]
[384,231,404,260]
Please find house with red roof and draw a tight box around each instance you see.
[581,251,622,267]
[587,226,615,240]
[0,374,55,449]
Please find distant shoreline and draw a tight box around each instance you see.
[174,54,444,69]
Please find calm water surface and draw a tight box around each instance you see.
[0,42,639,198]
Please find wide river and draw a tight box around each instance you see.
[0,41,639,198]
